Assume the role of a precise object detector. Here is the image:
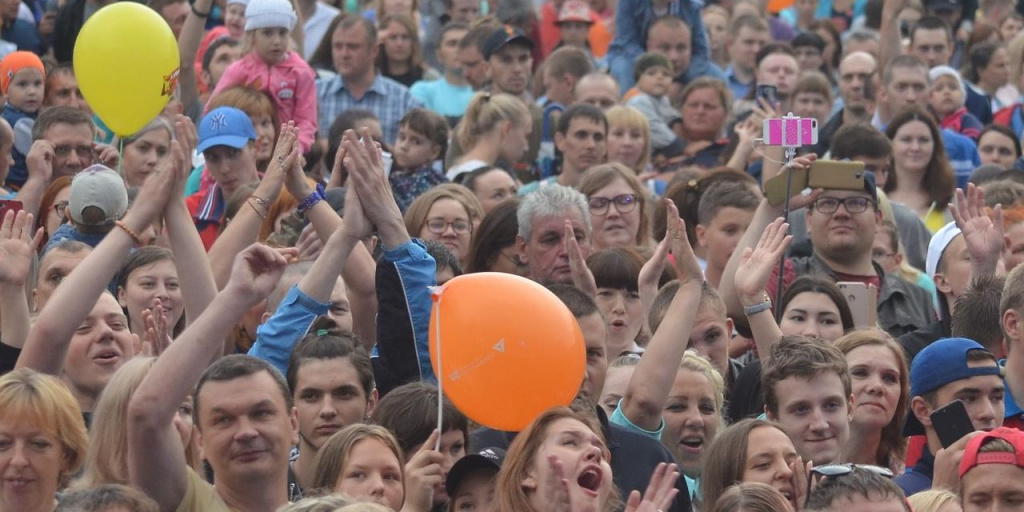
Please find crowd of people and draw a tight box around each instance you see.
[5,0,1024,510]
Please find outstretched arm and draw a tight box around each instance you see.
[617,200,703,433]
[17,159,173,374]
[129,244,288,512]
[209,123,297,289]
[177,0,214,115]
[164,116,218,328]
[0,210,41,350]
[732,217,790,359]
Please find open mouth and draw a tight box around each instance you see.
[679,436,704,450]
[610,319,626,329]
[577,467,603,495]
[93,350,121,365]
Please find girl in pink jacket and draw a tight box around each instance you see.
[209,0,318,152]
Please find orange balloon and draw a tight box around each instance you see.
[429,273,585,431]
[767,0,794,13]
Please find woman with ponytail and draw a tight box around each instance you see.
[447,92,532,182]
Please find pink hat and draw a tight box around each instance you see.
[557,0,593,24]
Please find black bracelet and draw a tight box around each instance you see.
[191,3,210,17]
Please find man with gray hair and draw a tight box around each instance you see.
[516,184,592,285]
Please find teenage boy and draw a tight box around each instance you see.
[695,180,759,290]
[958,428,1024,512]
[895,337,1004,496]
[762,336,853,466]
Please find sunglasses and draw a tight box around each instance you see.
[811,464,894,479]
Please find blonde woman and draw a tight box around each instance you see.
[447,93,533,181]
[72,357,201,491]
[605,106,652,176]
[0,369,89,512]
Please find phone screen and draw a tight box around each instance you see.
[756,84,778,109]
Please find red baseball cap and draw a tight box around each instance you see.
[959,427,1024,479]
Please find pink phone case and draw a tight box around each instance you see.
[799,118,819,145]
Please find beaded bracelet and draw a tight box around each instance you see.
[115,220,144,246]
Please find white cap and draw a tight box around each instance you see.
[926,221,962,278]
[245,0,297,31]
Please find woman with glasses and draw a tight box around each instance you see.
[884,107,956,233]
[579,163,651,251]
[37,176,72,249]
[834,329,910,474]
[404,183,484,268]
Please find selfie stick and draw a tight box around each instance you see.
[774,131,800,322]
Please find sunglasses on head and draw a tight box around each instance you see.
[811,463,894,479]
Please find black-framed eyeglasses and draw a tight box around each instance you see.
[54,201,68,220]
[588,194,638,215]
[812,197,873,214]
[424,218,472,235]
[811,464,894,479]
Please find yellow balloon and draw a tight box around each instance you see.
[73,3,180,136]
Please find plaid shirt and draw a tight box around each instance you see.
[316,72,422,145]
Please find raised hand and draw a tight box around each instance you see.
[565,220,597,298]
[542,455,573,512]
[401,430,445,512]
[638,238,669,310]
[664,199,702,286]
[140,298,172,357]
[343,128,400,226]
[950,184,1002,276]
[225,243,290,304]
[624,463,680,512]
[93,143,120,169]
[26,140,54,181]
[0,210,42,286]
[268,122,299,181]
[734,217,791,306]
[342,172,373,242]
[790,456,811,511]
[168,116,199,200]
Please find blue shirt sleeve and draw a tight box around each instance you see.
[609,399,665,440]
[249,285,331,375]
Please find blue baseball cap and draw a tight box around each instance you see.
[197,107,256,153]
[902,337,1002,436]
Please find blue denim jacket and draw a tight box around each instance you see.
[249,285,331,376]
[606,0,723,91]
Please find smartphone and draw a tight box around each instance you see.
[807,160,865,191]
[0,199,23,220]
[799,118,819,146]
[763,167,809,206]
[837,282,877,328]
[931,399,974,448]
[756,84,778,109]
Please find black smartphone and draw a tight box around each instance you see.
[756,84,778,109]
[931,399,974,448]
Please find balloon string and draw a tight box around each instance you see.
[117,138,124,177]
[435,292,443,451]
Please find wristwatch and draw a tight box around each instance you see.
[743,293,773,316]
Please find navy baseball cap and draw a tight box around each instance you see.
[902,337,1003,436]
[197,107,257,153]
[482,25,534,60]
[445,447,505,497]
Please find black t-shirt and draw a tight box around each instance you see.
[0,343,20,376]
